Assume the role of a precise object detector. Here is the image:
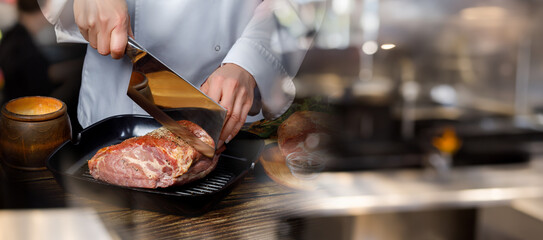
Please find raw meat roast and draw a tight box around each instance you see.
[88,120,217,188]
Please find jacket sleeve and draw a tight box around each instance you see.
[221,0,308,120]
[38,0,87,43]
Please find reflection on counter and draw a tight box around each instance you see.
[286,151,326,180]
[0,208,112,240]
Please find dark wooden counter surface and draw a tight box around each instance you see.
[0,162,309,239]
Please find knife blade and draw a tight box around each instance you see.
[125,37,226,158]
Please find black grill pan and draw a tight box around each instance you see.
[47,115,264,216]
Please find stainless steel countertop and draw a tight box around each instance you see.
[293,156,543,216]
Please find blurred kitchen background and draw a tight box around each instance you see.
[287,0,543,171]
[3,0,543,239]
[276,0,543,238]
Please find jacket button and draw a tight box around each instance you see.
[214,45,221,51]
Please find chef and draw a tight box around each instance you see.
[39,0,304,147]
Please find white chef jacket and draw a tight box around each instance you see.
[39,0,301,128]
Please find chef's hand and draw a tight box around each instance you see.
[73,0,133,59]
[201,63,256,148]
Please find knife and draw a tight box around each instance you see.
[125,37,226,158]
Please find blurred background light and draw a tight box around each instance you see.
[460,6,507,21]
[380,43,396,50]
[362,40,378,55]
[332,0,350,15]
[431,84,457,106]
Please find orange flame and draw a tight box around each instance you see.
[432,127,462,154]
